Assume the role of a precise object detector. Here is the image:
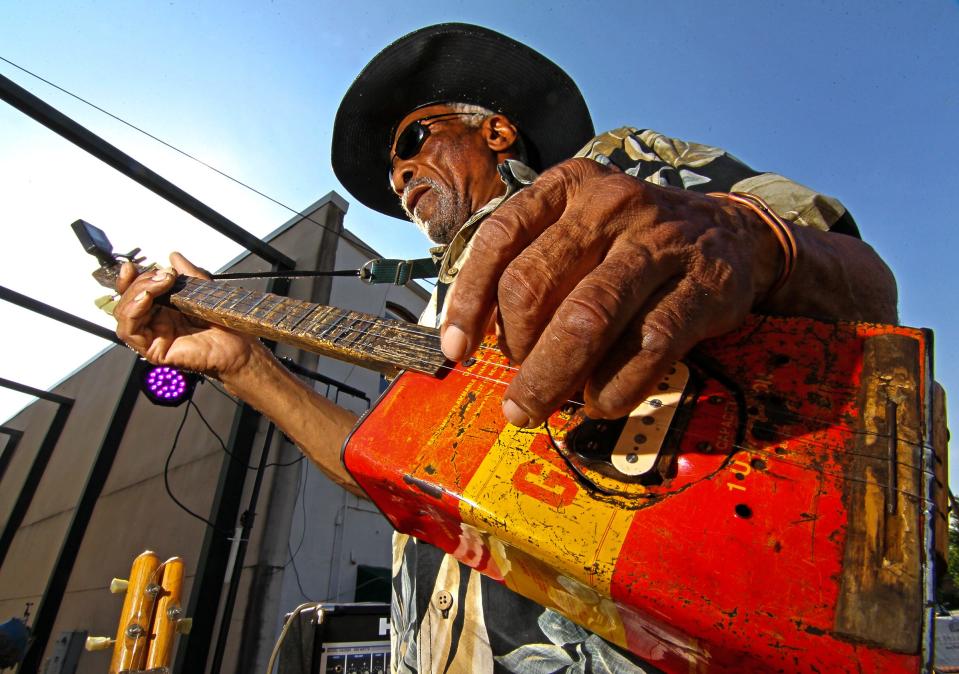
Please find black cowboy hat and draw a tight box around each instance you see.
[331,23,594,220]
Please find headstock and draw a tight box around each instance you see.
[72,218,152,291]
[72,219,153,315]
[84,550,192,673]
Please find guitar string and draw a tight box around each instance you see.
[633,420,935,501]
[180,281,937,476]
[514,424,942,555]
[181,279,930,452]
[165,286,943,508]
[544,428,949,525]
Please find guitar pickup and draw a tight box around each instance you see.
[567,363,690,478]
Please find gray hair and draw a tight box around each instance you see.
[445,102,528,163]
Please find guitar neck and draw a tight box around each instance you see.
[166,276,447,377]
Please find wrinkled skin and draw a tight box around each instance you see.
[390,103,520,245]
[115,253,258,378]
[439,158,898,427]
[115,108,897,438]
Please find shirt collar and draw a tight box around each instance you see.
[430,159,538,283]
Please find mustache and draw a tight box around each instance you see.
[402,177,439,213]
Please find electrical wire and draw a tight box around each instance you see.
[207,379,241,406]
[265,602,320,674]
[188,399,257,470]
[285,460,309,569]
[163,404,228,534]
[287,540,317,603]
[0,55,386,259]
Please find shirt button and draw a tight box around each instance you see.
[433,590,454,612]
[447,267,458,276]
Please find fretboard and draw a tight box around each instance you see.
[166,276,448,377]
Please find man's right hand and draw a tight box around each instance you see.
[114,251,263,380]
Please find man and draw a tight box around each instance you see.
[116,23,897,673]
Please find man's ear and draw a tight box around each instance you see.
[482,115,519,153]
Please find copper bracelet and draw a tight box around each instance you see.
[707,191,798,299]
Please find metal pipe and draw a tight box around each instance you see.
[0,72,294,269]
[0,380,73,568]
[175,274,290,674]
[0,286,122,345]
[18,362,142,673]
[0,426,25,487]
[208,423,277,674]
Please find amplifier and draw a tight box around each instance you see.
[277,602,390,674]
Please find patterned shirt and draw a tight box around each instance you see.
[391,127,859,674]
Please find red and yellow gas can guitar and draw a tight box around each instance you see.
[80,221,949,673]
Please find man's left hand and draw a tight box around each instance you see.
[440,158,781,427]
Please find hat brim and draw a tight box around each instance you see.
[331,23,594,220]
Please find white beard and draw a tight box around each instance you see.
[402,177,469,245]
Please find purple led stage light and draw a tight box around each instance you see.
[138,362,198,407]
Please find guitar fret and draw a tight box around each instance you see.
[166,276,447,376]
[299,306,335,340]
[210,289,237,310]
[255,295,282,320]
[190,281,219,306]
[242,293,269,316]
[336,318,365,347]
[181,279,205,301]
[226,289,254,312]
[267,298,290,327]
[319,314,348,341]
[274,300,312,330]
[287,304,319,332]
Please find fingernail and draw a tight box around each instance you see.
[441,325,469,361]
[134,290,149,302]
[503,399,532,428]
[152,271,171,282]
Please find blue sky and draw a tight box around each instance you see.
[1,1,957,480]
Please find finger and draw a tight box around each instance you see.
[494,209,606,363]
[114,268,179,347]
[500,247,678,427]
[169,251,211,280]
[117,261,138,293]
[584,278,742,419]
[440,160,602,361]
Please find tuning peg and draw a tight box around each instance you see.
[85,635,115,651]
[95,295,120,317]
[176,618,193,635]
[110,578,129,594]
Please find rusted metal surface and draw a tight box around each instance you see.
[168,276,446,377]
[344,315,941,673]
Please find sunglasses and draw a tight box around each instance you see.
[390,112,485,163]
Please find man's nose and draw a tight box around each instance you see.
[390,160,414,196]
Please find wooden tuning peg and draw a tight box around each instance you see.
[109,578,129,594]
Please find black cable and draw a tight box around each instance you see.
[188,399,257,470]
[285,462,309,569]
[207,380,240,406]
[163,404,228,534]
[212,269,361,281]
[266,453,305,469]
[0,55,386,258]
[191,395,304,468]
[288,540,316,602]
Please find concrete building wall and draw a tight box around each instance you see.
[0,192,429,674]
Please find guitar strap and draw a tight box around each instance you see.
[209,256,439,285]
[211,160,536,293]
